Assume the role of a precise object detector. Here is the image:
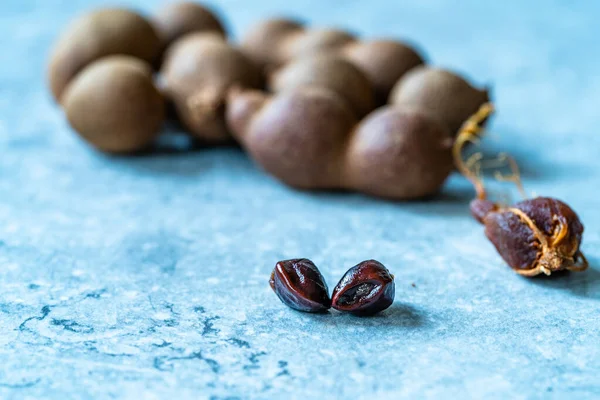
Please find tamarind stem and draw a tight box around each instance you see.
[453,102,494,200]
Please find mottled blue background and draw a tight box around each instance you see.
[1,0,599,399]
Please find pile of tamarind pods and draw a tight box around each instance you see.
[48,2,491,200]
[48,2,588,278]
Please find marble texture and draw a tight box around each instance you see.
[1,0,599,399]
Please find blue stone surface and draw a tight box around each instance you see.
[1,0,599,398]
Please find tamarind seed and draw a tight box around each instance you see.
[331,260,395,316]
[270,259,331,313]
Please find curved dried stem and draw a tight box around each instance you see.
[454,102,530,203]
[493,153,527,199]
[465,152,483,172]
[550,216,569,247]
[508,207,549,248]
[509,207,552,276]
[453,103,495,200]
[568,251,589,272]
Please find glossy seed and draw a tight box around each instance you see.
[269,259,331,313]
[331,260,395,316]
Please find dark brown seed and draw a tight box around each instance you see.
[478,197,587,276]
[269,259,331,313]
[331,260,395,316]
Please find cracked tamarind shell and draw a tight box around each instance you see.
[161,33,262,142]
[473,197,586,276]
[344,106,454,199]
[152,1,227,59]
[48,8,161,103]
[62,56,165,153]
[268,54,375,117]
[389,66,490,136]
[226,86,357,189]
